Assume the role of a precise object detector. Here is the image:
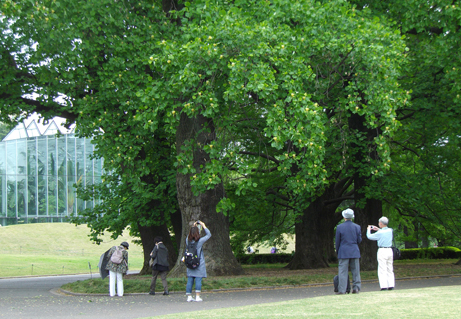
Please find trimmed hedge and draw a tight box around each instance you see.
[237,253,293,265]
[236,247,461,264]
[400,246,461,260]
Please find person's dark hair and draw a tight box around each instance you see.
[188,226,201,242]
[154,236,163,244]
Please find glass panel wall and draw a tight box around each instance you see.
[76,138,86,214]
[6,141,17,219]
[0,132,103,226]
[57,136,67,217]
[16,139,27,221]
[67,135,77,217]
[48,137,57,218]
[27,139,37,218]
[85,139,94,210]
[37,136,47,217]
[0,143,5,217]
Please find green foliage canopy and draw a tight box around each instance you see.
[1,0,180,241]
[138,0,408,213]
[2,0,411,253]
[350,0,461,243]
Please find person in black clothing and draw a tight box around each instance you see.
[149,236,169,295]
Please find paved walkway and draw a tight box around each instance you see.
[1,274,460,319]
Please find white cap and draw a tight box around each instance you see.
[342,208,354,219]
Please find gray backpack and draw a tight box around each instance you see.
[110,246,124,264]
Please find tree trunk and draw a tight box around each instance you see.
[419,222,430,248]
[404,225,419,248]
[287,185,341,269]
[355,195,381,271]
[137,222,177,275]
[349,111,381,271]
[170,208,183,253]
[168,113,243,277]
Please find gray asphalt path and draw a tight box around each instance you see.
[1,274,460,319]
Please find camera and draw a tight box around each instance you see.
[196,220,201,224]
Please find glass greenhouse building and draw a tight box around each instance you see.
[0,119,103,226]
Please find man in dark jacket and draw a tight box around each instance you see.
[335,208,362,294]
[149,236,169,295]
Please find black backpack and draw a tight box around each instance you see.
[184,239,201,269]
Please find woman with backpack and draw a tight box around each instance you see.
[149,236,170,296]
[184,220,211,302]
[106,241,129,297]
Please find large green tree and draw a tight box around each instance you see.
[1,0,185,274]
[350,0,461,260]
[2,0,410,274]
[141,0,407,272]
[72,127,181,274]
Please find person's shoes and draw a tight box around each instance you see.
[388,287,394,290]
[195,296,203,302]
[335,292,345,295]
[149,291,155,295]
[381,288,388,291]
[163,291,169,295]
[352,289,359,294]
[187,295,194,302]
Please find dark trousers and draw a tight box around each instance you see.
[150,270,168,292]
[338,258,361,293]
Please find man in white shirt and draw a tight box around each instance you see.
[367,217,395,291]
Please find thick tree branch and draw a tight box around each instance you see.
[238,150,281,164]
[405,27,444,36]
[391,140,421,157]
[323,44,355,96]
[323,195,354,206]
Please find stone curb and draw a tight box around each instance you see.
[56,273,461,296]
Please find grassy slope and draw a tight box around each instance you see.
[2,223,143,256]
[1,223,144,277]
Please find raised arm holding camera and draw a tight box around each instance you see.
[184,220,211,302]
[367,216,395,291]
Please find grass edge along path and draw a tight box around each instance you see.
[61,260,461,294]
[143,285,461,319]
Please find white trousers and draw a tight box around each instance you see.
[377,248,395,289]
[109,270,124,297]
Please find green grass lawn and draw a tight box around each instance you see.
[143,285,461,319]
[1,254,144,277]
[1,223,144,277]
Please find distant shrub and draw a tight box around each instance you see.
[237,253,293,265]
[236,247,461,264]
[400,246,461,260]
